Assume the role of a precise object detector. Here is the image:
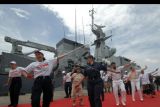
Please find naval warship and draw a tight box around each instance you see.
[0,7,141,96]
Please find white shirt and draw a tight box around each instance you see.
[110,66,124,81]
[25,59,57,78]
[123,74,129,82]
[140,73,150,85]
[102,73,109,82]
[129,69,141,81]
[63,72,71,82]
[9,67,25,77]
[100,70,104,79]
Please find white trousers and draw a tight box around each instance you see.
[112,80,126,105]
[131,79,143,100]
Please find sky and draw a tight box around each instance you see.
[0,4,160,72]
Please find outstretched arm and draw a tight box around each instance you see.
[52,58,59,71]
[150,68,159,75]
[21,70,33,79]
[57,54,66,60]
[123,61,135,69]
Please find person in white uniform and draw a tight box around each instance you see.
[99,70,105,101]
[23,50,64,107]
[5,61,27,107]
[109,62,132,106]
[102,72,110,93]
[127,65,147,102]
[140,68,159,97]
[62,71,72,98]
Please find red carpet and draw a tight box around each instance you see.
[1,91,160,107]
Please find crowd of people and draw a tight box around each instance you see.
[62,55,159,107]
[4,51,160,107]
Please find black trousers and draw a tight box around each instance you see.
[87,79,103,107]
[31,76,53,107]
[64,82,72,97]
[51,80,55,102]
[9,77,22,106]
[101,79,104,101]
[155,83,160,91]
[124,81,132,95]
[143,84,155,95]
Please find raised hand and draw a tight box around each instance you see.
[57,54,66,60]
[145,65,148,69]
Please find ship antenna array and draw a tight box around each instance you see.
[63,24,66,38]
[89,6,96,29]
[75,8,77,43]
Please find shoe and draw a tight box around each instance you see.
[13,105,17,107]
[64,96,68,98]
[122,102,126,106]
[140,98,144,102]
[72,103,76,107]
[116,103,120,106]
[132,99,135,102]
[8,104,13,107]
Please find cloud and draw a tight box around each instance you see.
[10,8,30,19]
[0,9,4,16]
[41,4,160,70]
[41,4,95,42]
[0,5,61,58]
[0,4,159,71]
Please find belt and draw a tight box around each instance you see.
[36,76,50,79]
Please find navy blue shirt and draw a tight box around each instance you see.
[84,62,107,80]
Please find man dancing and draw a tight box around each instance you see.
[109,62,132,106]
[140,68,159,98]
[128,65,147,102]
[83,55,107,107]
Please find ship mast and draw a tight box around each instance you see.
[89,6,95,30]
[75,8,77,43]
[74,8,77,49]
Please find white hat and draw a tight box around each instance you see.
[10,61,16,64]
[125,71,128,73]
[100,70,104,74]
[62,71,66,74]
